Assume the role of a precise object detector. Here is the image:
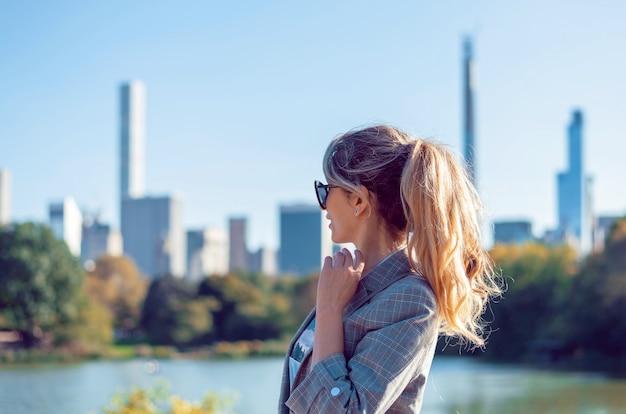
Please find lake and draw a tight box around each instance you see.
[0,356,625,413]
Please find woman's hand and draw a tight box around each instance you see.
[316,248,365,315]
[311,248,365,368]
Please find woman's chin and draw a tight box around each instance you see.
[330,233,347,245]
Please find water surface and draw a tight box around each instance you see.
[0,357,625,413]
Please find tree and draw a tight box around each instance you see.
[55,298,114,353]
[198,273,286,342]
[561,217,626,369]
[84,255,148,333]
[140,276,215,347]
[485,242,577,361]
[0,222,85,347]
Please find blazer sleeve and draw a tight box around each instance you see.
[285,277,438,413]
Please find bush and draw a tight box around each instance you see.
[97,381,238,414]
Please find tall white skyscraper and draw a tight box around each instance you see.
[120,80,146,201]
[0,169,10,226]
[49,197,83,257]
[229,217,248,272]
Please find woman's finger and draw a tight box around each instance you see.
[341,248,353,268]
[334,251,346,267]
[322,255,333,270]
[353,249,365,273]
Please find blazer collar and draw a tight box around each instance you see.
[344,247,412,316]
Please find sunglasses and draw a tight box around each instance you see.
[314,180,338,210]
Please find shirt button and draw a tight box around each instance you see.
[330,387,341,397]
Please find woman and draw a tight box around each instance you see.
[279,125,502,413]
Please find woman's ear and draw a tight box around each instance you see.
[352,185,372,217]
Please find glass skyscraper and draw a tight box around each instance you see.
[557,110,593,255]
[279,204,332,276]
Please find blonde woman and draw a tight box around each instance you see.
[279,125,502,413]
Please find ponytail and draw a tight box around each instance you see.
[401,140,501,348]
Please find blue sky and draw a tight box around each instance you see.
[2,1,625,250]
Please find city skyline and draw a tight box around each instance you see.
[2,2,626,250]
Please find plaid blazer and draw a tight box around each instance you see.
[278,248,439,413]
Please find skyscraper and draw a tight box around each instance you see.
[229,217,248,272]
[118,80,186,277]
[279,204,332,276]
[49,197,83,257]
[120,80,146,201]
[0,169,10,226]
[462,37,476,186]
[122,195,185,278]
[557,109,593,255]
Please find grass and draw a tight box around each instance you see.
[0,339,289,365]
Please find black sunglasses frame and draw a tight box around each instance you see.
[314,180,338,210]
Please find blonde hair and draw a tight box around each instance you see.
[323,124,501,347]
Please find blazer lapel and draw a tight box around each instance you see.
[344,248,412,317]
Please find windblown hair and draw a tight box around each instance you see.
[323,124,502,347]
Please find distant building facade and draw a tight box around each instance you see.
[229,217,248,272]
[248,246,278,276]
[187,227,228,281]
[493,220,534,245]
[557,110,593,255]
[279,204,332,276]
[81,216,123,266]
[593,215,622,252]
[0,169,10,226]
[49,197,83,257]
[121,195,185,278]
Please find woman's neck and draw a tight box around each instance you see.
[356,230,406,275]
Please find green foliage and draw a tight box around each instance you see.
[483,221,626,373]
[210,339,289,358]
[140,276,216,347]
[198,274,282,342]
[85,255,148,332]
[98,380,238,414]
[134,268,319,350]
[274,274,318,329]
[560,218,626,369]
[0,222,86,347]
[0,221,320,356]
[485,243,577,361]
[55,298,114,353]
